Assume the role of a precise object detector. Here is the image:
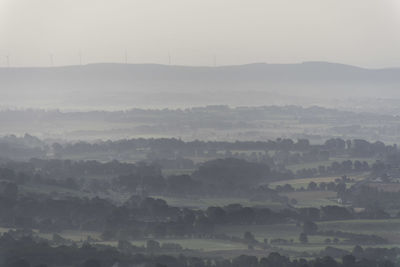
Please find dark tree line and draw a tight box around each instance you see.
[0,232,396,267]
[0,158,293,198]
[0,179,390,241]
[2,133,396,165]
[55,137,396,158]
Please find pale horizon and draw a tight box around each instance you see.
[1,60,400,70]
[1,0,400,68]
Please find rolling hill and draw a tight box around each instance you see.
[1,62,399,109]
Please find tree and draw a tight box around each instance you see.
[321,256,338,267]
[352,245,364,258]
[118,240,134,253]
[8,259,30,267]
[153,223,167,238]
[232,255,258,267]
[206,206,226,224]
[193,158,271,187]
[101,229,115,241]
[299,232,308,243]
[0,182,18,201]
[303,221,318,235]
[146,240,160,252]
[83,259,101,267]
[307,181,317,191]
[342,255,356,267]
[244,231,256,244]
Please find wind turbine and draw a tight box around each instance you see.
[50,54,54,67]
[79,51,82,65]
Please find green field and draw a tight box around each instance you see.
[282,191,339,207]
[215,224,300,241]
[152,195,286,209]
[4,218,400,258]
[161,168,195,176]
[134,239,248,251]
[213,219,400,255]
[95,238,248,251]
[286,160,334,172]
[214,223,349,256]
[318,219,400,243]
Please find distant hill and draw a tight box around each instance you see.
[1,62,400,109]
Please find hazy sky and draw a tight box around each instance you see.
[1,0,400,68]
